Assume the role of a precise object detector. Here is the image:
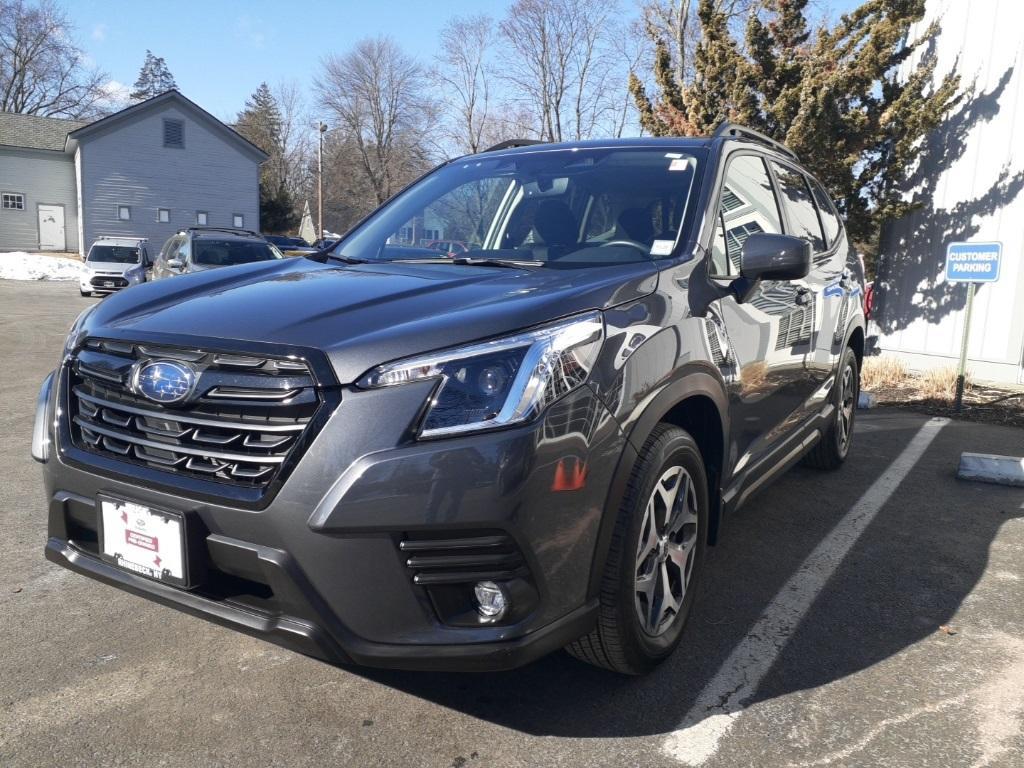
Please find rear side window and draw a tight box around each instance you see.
[710,154,783,277]
[810,180,841,247]
[769,161,825,252]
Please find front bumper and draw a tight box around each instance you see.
[39,370,625,671]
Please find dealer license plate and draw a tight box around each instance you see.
[99,498,186,584]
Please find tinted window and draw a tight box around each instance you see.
[710,154,783,277]
[193,240,279,266]
[810,180,841,247]
[88,246,140,264]
[770,161,825,252]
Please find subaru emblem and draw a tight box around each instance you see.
[133,360,197,404]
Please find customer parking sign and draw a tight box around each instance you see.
[945,241,1001,283]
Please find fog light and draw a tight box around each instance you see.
[474,580,508,620]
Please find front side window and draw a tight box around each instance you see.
[118,205,131,221]
[192,239,279,266]
[2,192,25,210]
[332,148,705,268]
[770,161,825,253]
[88,245,140,264]
[709,154,783,277]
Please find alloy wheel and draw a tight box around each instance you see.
[838,362,856,452]
[634,466,699,636]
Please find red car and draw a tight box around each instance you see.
[425,240,470,257]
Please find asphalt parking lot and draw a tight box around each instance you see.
[2,280,1022,768]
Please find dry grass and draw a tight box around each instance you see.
[919,366,966,401]
[862,356,974,405]
[861,356,911,391]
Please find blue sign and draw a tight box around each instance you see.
[945,241,1001,283]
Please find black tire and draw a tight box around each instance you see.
[803,345,859,470]
[566,424,708,674]
[80,289,90,297]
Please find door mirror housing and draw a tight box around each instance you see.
[166,258,184,270]
[740,233,811,282]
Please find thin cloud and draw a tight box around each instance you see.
[234,15,266,49]
[91,23,107,42]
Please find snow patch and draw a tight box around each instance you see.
[0,252,84,282]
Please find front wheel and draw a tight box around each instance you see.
[566,424,708,674]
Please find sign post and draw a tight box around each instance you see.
[945,241,1002,412]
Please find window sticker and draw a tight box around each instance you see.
[651,239,674,256]
[664,152,683,159]
[669,157,692,171]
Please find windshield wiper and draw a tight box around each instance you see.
[396,257,544,269]
[324,252,370,265]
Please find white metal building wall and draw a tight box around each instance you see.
[873,0,1024,385]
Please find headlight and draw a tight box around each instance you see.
[357,312,604,438]
[64,305,95,356]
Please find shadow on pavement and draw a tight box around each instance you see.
[348,412,1023,738]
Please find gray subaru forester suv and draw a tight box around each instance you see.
[34,124,864,674]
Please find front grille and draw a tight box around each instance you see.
[67,338,321,488]
[90,276,128,288]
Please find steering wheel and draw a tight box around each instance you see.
[598,239,649,255]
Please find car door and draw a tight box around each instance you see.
[767,160,836,400]
[708,153,817,478]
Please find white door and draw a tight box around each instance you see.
[38,204,66,251]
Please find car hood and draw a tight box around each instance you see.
[84,256,659,383]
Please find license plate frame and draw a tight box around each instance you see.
[97,495,192,588]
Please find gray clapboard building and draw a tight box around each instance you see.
[0,90,266,256]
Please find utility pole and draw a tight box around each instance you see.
[317,122,327,241]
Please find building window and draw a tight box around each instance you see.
[158,208,170,223]
[163,118,184,148]
[118,205,131,221]
[196,211,208,226]
[232,214,244,228]
[2,192,25,210]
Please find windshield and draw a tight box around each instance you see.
[88,245,140,264]
[193,240,280,266]
[331,147,704,267]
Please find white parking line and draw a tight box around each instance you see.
[662,417,949,765]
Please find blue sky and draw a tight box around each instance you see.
[67,0,496,121]
[66,0,864,123]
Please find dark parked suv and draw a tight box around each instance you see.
[34,124,864,674]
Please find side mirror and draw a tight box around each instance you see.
[166,258,184,270]
[740,233,811,282]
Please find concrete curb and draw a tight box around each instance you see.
[957,452,1024,487]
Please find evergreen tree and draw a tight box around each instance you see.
[235,83,297,233]
[129,51,177,102]
[632,0,959,261]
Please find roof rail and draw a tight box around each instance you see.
[482,139,546,153]
[184,226,261,238]
[712,122,797,160]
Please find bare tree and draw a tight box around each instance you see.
[316,36,434,206]
[274,79,312,212]
[498,0,620,142]
[431,14,497,155]
[0,0,107,117]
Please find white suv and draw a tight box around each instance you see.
[80,237,151,297]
